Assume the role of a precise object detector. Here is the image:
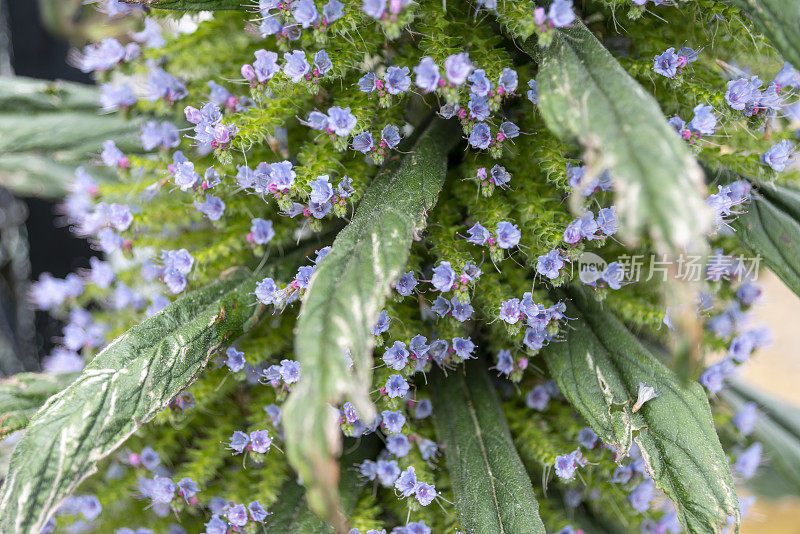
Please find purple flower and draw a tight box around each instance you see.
[414,398,432,419]
[735,442,763,479]
[371,310,391,335]
[450,297,474,322]
[249,430,273,453]
[249,218,275,245]
[385,374,409,398]
[468,69,493,96]
[444,52,473,85]
[146,66,187,102]
[495,221,521,249]
[205,516,228,534]
[358,72,377,92]
[227,503,248,527]
[611,464,633,484]
[493,349,514,376]
[381,410,406,434]
[490,165,511,186]
[323,0,344,22]
[395,466,418,497]
[195,194,225,221]
[314,49,333,75]
[596,207,618,236]
[526,385,550,410]
[384,66,411,95]
[362,0,386,18]
[653,47,679,78]
[698,358,734,393]
[327,106,357,137]
[732,402,758,435]
[375,459,400,486]
[100,83,136,111]
[415,483,437,506]
[688,104,717,135]
[292,0,319,27]
[628,480,655,512]
[431,261,456,291]
[396,271,418,296]
[226,431,250,454]
[499,121,520,140]
[725,77,760,110]
[547,0,575,27]
[248,500,270,522]
[414,57,440,92]
[498,68,518,93]
[469,122,492,149]
[499,298,521,324]
[536,249,564,279]
[381,124,401,148]
[252,49,280,82]
[352,131,375,153]
[527,79,538,104]
[100,140,126,168]
[255,277,278,305]
[468,95,490,121]
[382,341,409,370]
[225,347,246,372]
[775,62,800,89]
[762,140,796,172]
[77,38,126,72]
[177,478,199,503]
[283,50,310,82]
[452,336,476,359]
[387,434,412,457]
[466,222,490,245]
[309,175,334,204]
[259,14,282,36]
[577,427,598,449]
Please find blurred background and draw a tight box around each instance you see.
[0,1,798,532]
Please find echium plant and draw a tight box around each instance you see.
[3,0,800,532]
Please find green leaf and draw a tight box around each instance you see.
[721,381,800,498]
[282,118,459,530]
[0,372,79,439]
[521,24,709,251]
[431,360,546,534]
[261,438,380,533]
[724,0,800,69]
[542,287,739,533]
[122,0,247,10]
[0,77,142,199]
[733,182,800,299]
[0,268,269,533]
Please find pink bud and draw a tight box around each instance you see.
[247,233,254,243]
[240,64,256,81]
[534,7,546,25]
[518,357,528,370]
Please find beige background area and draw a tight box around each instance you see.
[740,271,800,533]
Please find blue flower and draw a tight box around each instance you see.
[611,464,633,484]
[653,47,678,78]
[735,442,763,479]
[414,398,433,418]
[732,402,758,435]
[382,341,409,370]
[280,359,301,384]
[431,296,451,317]
[362,0,386,18]
[452,336,476,359]
[468,122,492,149]
[327,106,357,136]
[762,140,796,171]
[526,385,550,410]
[725,77,760,110]
[227,503,248,527]
[358,72,377,92]
[249,429,273,453]
[371,310,391,335]
[226,431,250,454]
[498,68,518,93]
[283,50,310,82]
[259,14,282,37]
[450,297,474,322]
[536,249,564,279]
[225,347,246,372]
[414,57,440,92]
[375,459,400,486]
[698,358,734,393]
[195,194,225,221]
[596,207,618,235]
[204,516,228,534]
[322,0,344,22]
[381,410,406,434]
[495,221,521,249]
[292,0,319,27]
[493,349,514,376]
[757,82,785,110]
[394,466,418,497]
[547,0,575,27]
[313,49,332,75]
[468,69,493,96]
[499,298,521,324]
[499,121,520,140]
[577,427,597,448]
[774,61,800,89]
[415,482,437,506]
[396,271,418,296]
[466,222,489,245]
[444,52,473,85]
[384,66,411,94]
[431,261,456,291]
[490,164,511,186]
[628,480,655,512]
[527,79,538,104]
[468,95,490,121]
[248,500,270,522]
[385,374,409,398]
[309,175,334,204]
[381,124,402,148]
[255,277,278,305]
[554,450,582,479]
[249,218,275,245]
[688,104,717,135]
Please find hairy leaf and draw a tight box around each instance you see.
[0,268,269,533]
[282,118,459,530]
[522,24,709,250]
[725,0,800,68]
[542,288,739,533]
[431,360,546,534]
[0,372,78,439]
[0,77,141,198]
[261,438,380,533]
[733,182,800,299]
[123,0,247,10]
[721,380,800,498]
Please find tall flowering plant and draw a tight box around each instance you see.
[2,0,800,533]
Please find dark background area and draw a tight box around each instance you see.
[3,0,97,371]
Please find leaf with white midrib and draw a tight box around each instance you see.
[0,268,272,533]
[282,118,459,530]
[431,360,546,534]
[519,22,709,251]
[542,287,739,533]
[0,372,79,439]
